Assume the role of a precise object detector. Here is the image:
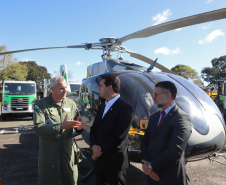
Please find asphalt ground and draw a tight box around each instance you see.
[0,115,226,185]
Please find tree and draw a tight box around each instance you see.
[0,45,17,82]
[201,55,226,87]
[0,46,52,85]
[19,61,51,84]
[171,64,199,81]
[5,62,28,81]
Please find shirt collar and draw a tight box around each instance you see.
[105,94,120,107]
[161,103,175,116]
[49,93,67,106]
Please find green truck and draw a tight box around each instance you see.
[1,81,36,120]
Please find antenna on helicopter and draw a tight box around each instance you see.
[118,55,125,60]
[147,58,158,72]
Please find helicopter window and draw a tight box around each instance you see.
[152,73,210,135]
[118,72,157,128]
[168,74,224,123]
[112,65,127,71]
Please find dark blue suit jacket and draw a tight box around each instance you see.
[90,97,133,171]
[141,105,192,185]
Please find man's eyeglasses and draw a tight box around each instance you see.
[153,91,168,97]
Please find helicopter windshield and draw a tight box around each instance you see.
[168,74,224,126]
[118,72,157,128]
[152,73,212,135]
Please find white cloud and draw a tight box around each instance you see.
[154,47,181,55]
[75,61,82,66]
[206,0,214,4]
[175,28,182,31]
[198,29,224,44]
[152,9,172,26]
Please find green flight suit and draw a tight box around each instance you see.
[34,93,80,185]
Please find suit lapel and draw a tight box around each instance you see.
[150,111,161,137]
[102,98,121,120]
[95,102,105,125]
[153,105,178,136]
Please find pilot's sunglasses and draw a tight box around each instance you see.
[153,91,168,97]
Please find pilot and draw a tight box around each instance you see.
[33,76,86,185]
[141,81,192,185]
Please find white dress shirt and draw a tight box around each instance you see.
[102,94,120,118]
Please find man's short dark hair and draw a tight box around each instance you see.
[101,75,120,93]
[155,81,177,100]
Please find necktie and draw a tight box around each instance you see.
[157,111,165,128]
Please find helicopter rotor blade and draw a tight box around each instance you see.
[124,48,174,73]
[117,8,226,44]
[0,45,87,55]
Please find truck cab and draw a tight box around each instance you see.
[1,81,36,120]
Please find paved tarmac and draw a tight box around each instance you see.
[76,135,226,185]
[0,116,226,185]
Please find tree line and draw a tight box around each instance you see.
[171,56,225,89]
[0,45,51,85]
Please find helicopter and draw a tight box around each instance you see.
[1,8,226,161]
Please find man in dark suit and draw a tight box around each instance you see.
[141,81,192,185]
[90,74,133,185]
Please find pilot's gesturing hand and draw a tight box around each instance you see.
[61,114,87,130]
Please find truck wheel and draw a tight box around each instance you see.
[1,114,7,121]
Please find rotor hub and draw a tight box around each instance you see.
[99,37,116,44]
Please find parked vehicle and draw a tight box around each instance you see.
[1,81,36,120]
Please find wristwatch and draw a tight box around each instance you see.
[148,163,152,169]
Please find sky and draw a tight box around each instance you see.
[0,0,226,83]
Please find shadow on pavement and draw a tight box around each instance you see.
[0,132,147,185]
[77,147,146,185]
[0,133,39,185]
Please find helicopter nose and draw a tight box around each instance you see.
[187,110,226,158]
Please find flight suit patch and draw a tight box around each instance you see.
[50,108,58,115]
[46,120,52,124]
[35,105,39,110]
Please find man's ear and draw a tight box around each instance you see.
[108,85,113,91]
[51,87,54,92]
[166,92,171,99]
